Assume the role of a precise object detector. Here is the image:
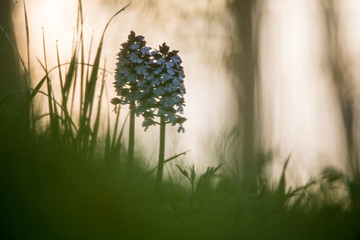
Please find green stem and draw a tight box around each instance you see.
[156,116,166,191]
[128,102,135,174]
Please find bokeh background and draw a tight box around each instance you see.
[3,0,360,187]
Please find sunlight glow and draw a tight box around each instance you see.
[11,0,360,185]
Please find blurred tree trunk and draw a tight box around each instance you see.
[320,0,360,208]
[320,0,358,174]
[226,0,261,188]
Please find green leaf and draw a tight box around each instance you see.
[176,164,189,178]
[278,154,291,202]
[190,165,196,182]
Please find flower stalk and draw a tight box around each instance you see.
[128,102,135,173]
[156,116,166,190]
[112,32,186,187]
[112,31,151,172]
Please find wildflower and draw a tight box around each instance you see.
[112,33,187,190]
[139,42,186,133]
[112,30,152,108]
[112,30,152,173]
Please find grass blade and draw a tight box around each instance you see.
[148,151,190,175]
[88,63,106,160]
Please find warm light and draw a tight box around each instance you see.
[11,0,360,185]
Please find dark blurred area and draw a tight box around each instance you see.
[320,0,360,211]
[0,0,28,141]
[0,0,23,100]
[225,0,262,190]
